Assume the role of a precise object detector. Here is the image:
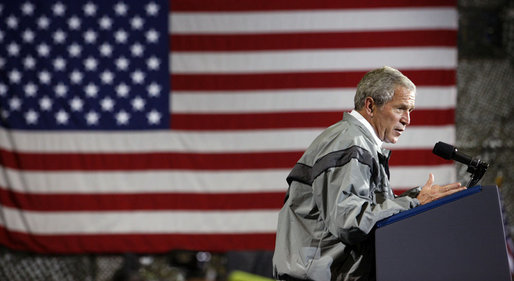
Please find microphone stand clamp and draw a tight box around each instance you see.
[466,159,489,188]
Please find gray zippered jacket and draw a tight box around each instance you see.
[272,113,420,281]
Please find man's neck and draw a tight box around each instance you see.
[349,110,383,147]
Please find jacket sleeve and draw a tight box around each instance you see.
[398,186,422,198]
[312,158,419,245]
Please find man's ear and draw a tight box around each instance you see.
[364,97,375,116]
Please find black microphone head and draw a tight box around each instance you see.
[432,141,455,160]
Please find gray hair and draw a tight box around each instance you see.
[354,66,416,110]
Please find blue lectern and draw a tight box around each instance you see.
[375,185,512,281]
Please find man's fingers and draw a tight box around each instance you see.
[444,182,463,191]
[442,186,467,196]
[440,183,465,195]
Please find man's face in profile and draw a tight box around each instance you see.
[371,87,416,144]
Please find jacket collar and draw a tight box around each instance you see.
[345,111,382,146]
[343,112,391,157]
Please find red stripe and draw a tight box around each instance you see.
[171,0,456,11]
[170,109,454,130]
[410,109,454,126]
[1,149,450,171]
[0,150,301,171]
[393,188,411,195]
[0,189,285,211]
[171,70,456,91]
[387,149,452,166]
[0,228,275,253]
[171,30,457,51]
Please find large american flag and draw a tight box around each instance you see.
[0,0,457,253]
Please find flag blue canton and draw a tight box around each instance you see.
[0,1,169,130]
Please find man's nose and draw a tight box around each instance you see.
[401,111,410,126]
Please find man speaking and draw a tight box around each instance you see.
[272,66,464,281]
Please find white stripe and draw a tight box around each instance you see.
[415,87,457,109]
[0,207,278,234]
[171,87,457,113]
[0,128,318,153]
[0,169,290,194]
[171,48,457,73]
[170,8,457,34]
[385,126,455,149]
[1,164,454,194]
[389,165,457,188]
[0,126,454,153]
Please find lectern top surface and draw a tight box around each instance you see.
[376,185,482,228]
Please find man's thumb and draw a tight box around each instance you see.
[426,173,434,186]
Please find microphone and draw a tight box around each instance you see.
[432,141,475,166]
[432,141,489,187]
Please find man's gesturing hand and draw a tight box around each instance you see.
[417,173,466,205]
